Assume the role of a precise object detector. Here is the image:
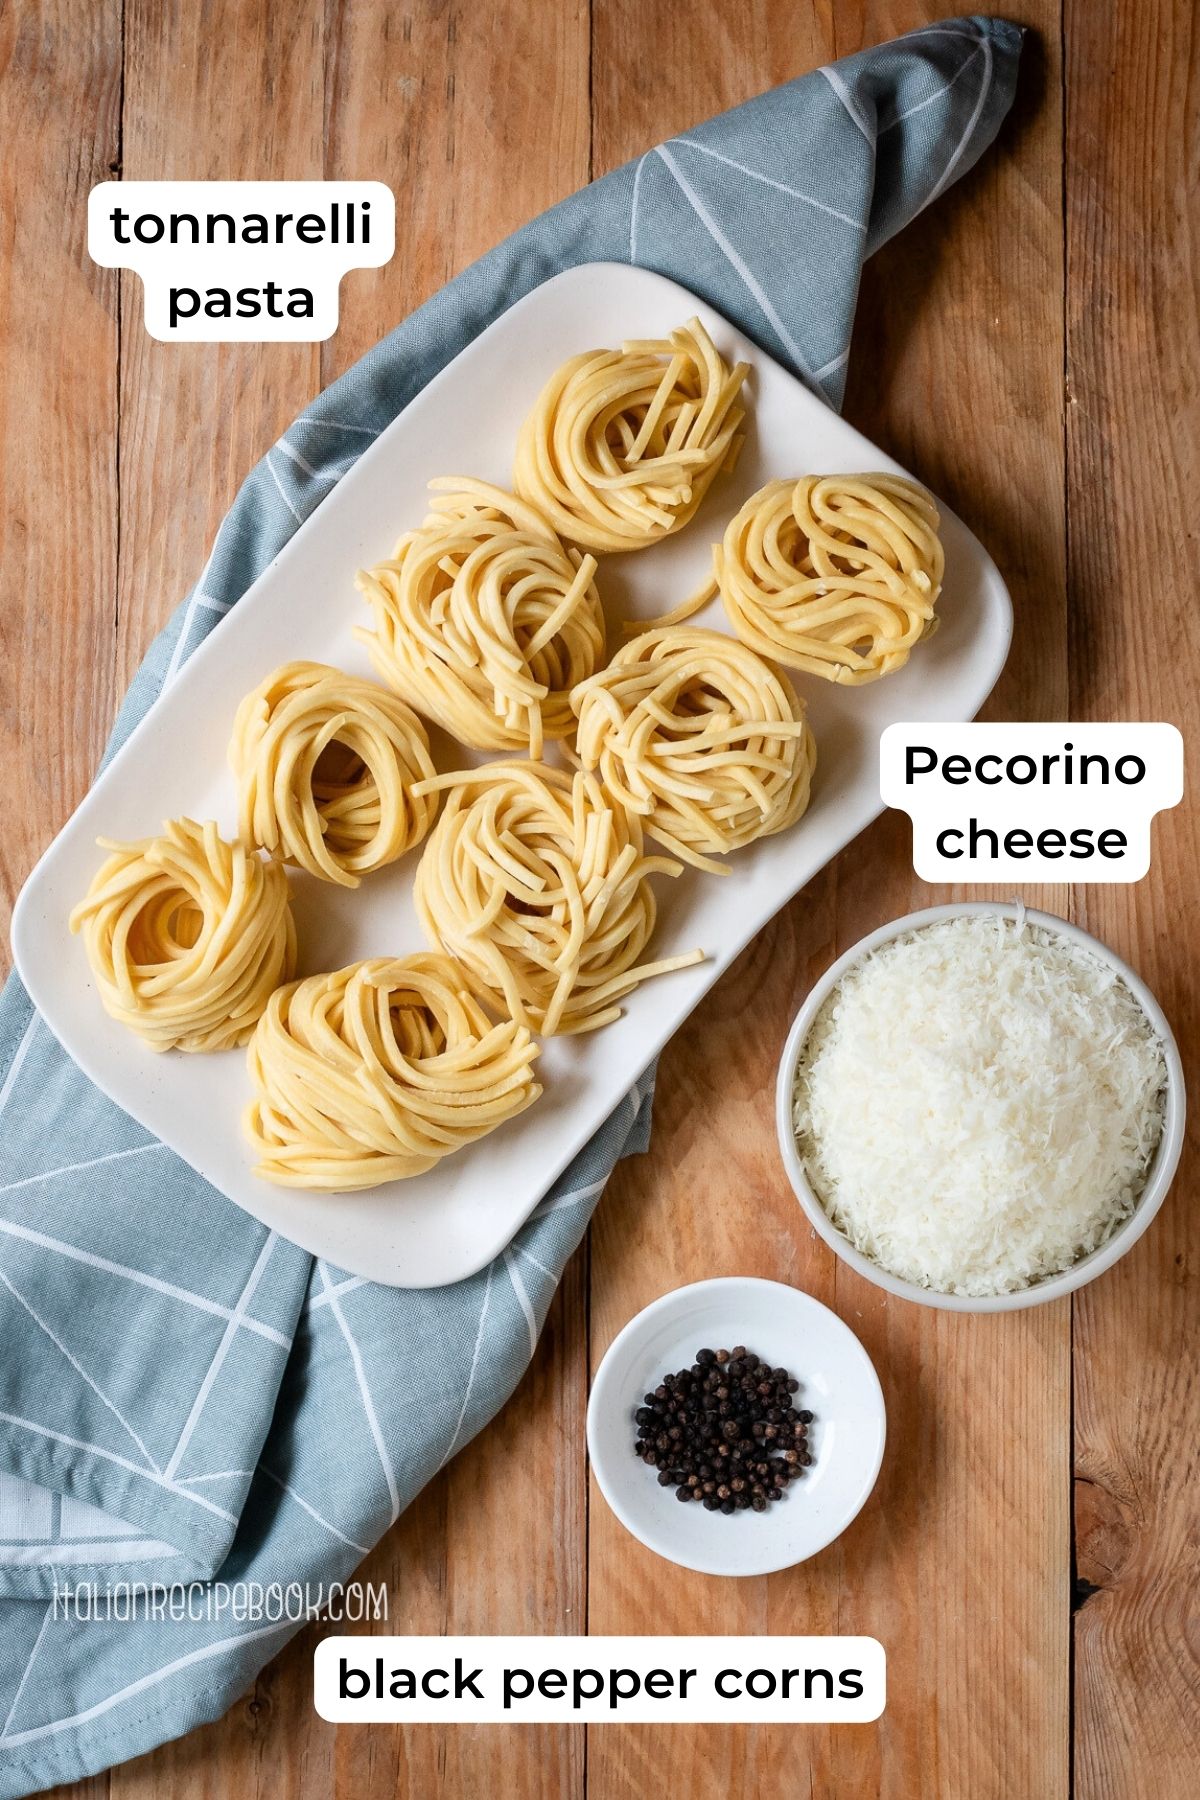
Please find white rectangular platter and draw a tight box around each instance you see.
[12,263,1012,1287]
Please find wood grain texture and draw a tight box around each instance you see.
[315,13,593,1799]
[113,0,325,700]
[99,4,590,1799]
[1064,3,1200,1796]
[105,16,325,1786]
[588,10,1071,1798]
[7,2,1195,1798]
[321,0,590,383]
[0,0,122,965]
[105,15,322,1791]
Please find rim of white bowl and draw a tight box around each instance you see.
[774,902,1187,1314]
[586,1276,887,1575]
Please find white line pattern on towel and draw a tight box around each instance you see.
[669,137,867,229]
[819,64,877,143]
[0,1620,294,1749]
[926,32,992,204]
[437,1260,493,1472]
[0,1143,163,1198]
[0,1602,52,1740]
[0,1414,238,1524]
[654,144,817,382]
[318,1262,399,1523]
[0,1265,163,1474]
[0,1219,291,1347]
[503,1248,537,1358]
[162,1233,278,1482]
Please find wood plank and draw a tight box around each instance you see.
[316,8,592,1796]
[3,6,118,1785]
[1064,3,1200,1796]
[26,0,588,1793]
[0,0,123,978]
[587,5,1071,1798]
[320,0,591,383]
[4,7,118,1787]
[96,2,589,1798]
[103,4,322,1792]
[330,1251,591,1800]
[111,0,324,700]
[23,3,1200,1798]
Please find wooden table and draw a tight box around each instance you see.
[2,2,1196,1795]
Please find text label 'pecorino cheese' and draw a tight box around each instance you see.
[880,722,1183,881]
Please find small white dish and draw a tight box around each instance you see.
[586,1277,886,1577]
[775,903,1186,1313]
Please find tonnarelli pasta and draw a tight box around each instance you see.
[229,661,437,887]
[355,479,605,757]
[245,954,541,1189]
[715,474,944,683]
[571,627,816,875]
[513,318,749,553]
[69,818,296,1052]
[412,761,705,1036]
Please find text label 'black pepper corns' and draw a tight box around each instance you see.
[633,1346,814,1513]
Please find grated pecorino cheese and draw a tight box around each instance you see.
[791,914,1168,1297]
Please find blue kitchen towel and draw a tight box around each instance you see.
[0,18,1020,1792]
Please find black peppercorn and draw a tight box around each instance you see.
[630,1345,815,1521]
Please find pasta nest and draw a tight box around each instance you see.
[412,761,704,1036]
[715,474,944,683]
[245,953,542,1190]
[571,627,816,874]
[355,479,605,757]
[68,818,296,1052]
[229,660,437,887]
[513,318,749,553]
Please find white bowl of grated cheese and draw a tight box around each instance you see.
[775,903,1185,1312]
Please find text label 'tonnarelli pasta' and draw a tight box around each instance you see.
[88,181,396,340]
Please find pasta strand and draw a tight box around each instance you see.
[513,319,749,553]
[715,474,944,683]
[245,953,541,1189]
[412,761,704,1035]
[69,818,296,1051]
[571,626,816,874]
[355,479,605,755]
[229,661,437,887]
